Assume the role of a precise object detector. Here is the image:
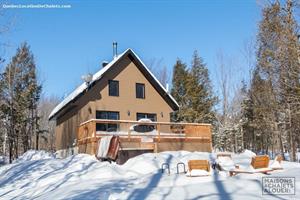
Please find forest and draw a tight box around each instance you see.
[170,0,300,162]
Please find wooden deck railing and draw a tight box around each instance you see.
[77,119,212,143]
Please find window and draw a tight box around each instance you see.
[137,113,157,122]
[136,83,145,99]
[96,111,119,132]
[135,113,157,132]
[108,80,119,96]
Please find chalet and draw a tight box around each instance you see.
[49,47,212,161]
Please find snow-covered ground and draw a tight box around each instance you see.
[0,150,299,200]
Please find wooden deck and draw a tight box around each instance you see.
[77,119,212,155]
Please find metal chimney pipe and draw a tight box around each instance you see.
[113,42,118,59]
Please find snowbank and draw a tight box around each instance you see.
[0,150,299,200]
[14,150,55,163]
[239,149,256,158]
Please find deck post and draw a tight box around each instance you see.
[92,121,96,138]
[154,143,158,153]
[94,121,97,154]
[128,122,131,141]
[157,124,161,142]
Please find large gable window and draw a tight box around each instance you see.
[136,83,145,99]
[137,113,157,122]
[135,113,157,132]
[96,111,119,132]
[108,80,119,96]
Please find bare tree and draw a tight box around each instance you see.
[241,38,256,82]
[145,58,170,88]
[37,95,60,152]
[213,50,244,151]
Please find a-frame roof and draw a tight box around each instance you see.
[49,48,179,120]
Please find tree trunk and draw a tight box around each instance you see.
[14,133,18,159]
[278,131,285,160]
[35,133,39,150]
[9,139,13,163]
[35,109,39,150]
[287,103,296,161]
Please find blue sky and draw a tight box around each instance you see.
[1,0,260,99]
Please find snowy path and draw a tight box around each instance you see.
[0,150,299,200]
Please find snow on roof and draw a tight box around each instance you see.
[49,48,179,120]
[48,50,127,120]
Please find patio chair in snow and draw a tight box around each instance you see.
[216,153,237,171]
[186,160,211,177]
[270,155,283,170]
[229,155,273,176]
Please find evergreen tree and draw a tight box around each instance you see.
[250,68,276,153]
[171,53,217,124]
[252,1,283,156]
[20,43,42,151]
[171,59,189,122]
[244,0,299,159]
[240,81,254,150]
[0,59,23,162]
[186,50,217,123]
[277,0,300,161]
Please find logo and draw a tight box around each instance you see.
[262,177,295,195]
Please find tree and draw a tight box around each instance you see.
[38,96,60,151]
[171,59,189,122]
[213,51,241,152]
[0,6,15,157]
[146,58,170,88]
[171,51,217,126]
[247,1,284,156]
[185,50,217,123]
[0,42,42,162]
[242,0,300,160]
[277,0,300,161]
[0,55,23,162]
